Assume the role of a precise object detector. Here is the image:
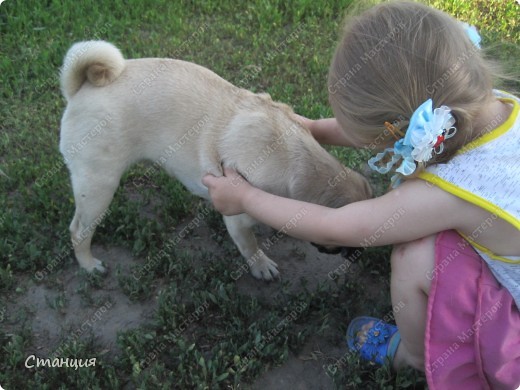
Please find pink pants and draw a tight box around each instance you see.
[425,230,520,389]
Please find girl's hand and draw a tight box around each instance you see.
[293,113,314,130]
[202,168,253,215]
[295,115,355,147]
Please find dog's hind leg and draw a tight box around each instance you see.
[68,167,122,272]
[223,214,280,281]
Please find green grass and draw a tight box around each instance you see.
[0,0,518,389]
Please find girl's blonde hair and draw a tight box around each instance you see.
[328,1,495,164]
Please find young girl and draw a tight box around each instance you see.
[203,2,520,388]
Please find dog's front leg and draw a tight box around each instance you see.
[223,214,280,281]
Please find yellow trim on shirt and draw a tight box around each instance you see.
[457,97,519,154]
[418,95,520,263]
[418,172,520,230]
[458,232,520,264]
[419,94,520,226]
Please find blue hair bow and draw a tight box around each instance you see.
[368,99,457,187]
[462,22,481,49]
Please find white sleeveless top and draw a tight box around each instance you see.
[419,90,520,309]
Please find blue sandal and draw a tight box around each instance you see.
[346,316,401,365]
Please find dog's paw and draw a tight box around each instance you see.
[250,257,280,281]
[83,258,107,274]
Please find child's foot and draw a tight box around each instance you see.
[346,316,401,365]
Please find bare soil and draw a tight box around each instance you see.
[5,219,357,389]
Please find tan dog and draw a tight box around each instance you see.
[59,40,372,281]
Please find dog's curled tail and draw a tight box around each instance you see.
[60,40,125,101]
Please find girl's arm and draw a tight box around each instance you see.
[294,115,356,147]
[202,168,467,247]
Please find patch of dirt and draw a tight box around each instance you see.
[238,226,352,389]
[5,246,156,359]
[4,217,355,389]
[250,334,346,390]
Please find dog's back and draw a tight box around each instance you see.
[60,41,243,196]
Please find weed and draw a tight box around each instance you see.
[0,0,517,388]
